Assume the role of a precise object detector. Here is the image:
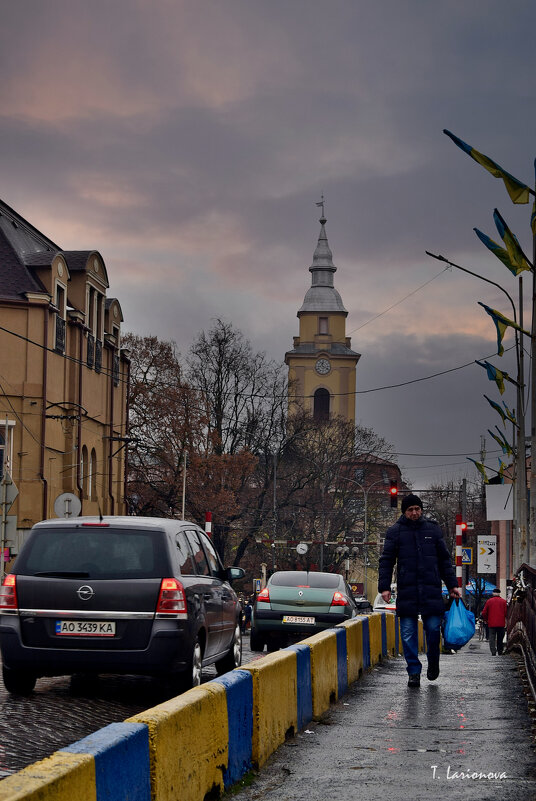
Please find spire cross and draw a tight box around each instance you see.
[315,194,326,220]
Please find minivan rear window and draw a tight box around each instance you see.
[14,528,170,580]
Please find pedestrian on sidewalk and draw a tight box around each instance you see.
[378,493,461,688]
[481,588,507,655]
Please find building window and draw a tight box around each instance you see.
[89,449,97,500]
[319,316,328,334]
[54,282,66,354]
[313,388,330,421]
[354,468,365,484]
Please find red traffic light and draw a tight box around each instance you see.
[389,480,398,508]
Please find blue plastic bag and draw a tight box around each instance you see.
[443,598,475,648]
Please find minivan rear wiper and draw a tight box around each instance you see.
[33,571,91,578]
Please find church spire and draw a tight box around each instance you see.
[298,201,346,313]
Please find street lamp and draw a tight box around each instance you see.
[339,476,388,599]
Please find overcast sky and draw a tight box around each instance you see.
[2,0,535,491]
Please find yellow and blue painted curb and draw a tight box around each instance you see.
[0,611,415,801]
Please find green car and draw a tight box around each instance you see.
[250,570,358,651]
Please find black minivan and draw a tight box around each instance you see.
[0,516,244,694]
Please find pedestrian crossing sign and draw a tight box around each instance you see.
[462,547,472,565]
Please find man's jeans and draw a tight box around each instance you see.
[489,626,505,655]
[399,615,442,675]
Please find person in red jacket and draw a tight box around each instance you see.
[481,588,508,655]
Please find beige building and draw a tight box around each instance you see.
[285,211,360,424]
[0,198,129,555]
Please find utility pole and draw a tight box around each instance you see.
[461,479,467,600]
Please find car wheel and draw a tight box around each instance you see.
[216,621,242,675]
[249,627,266,652]
[178,636,203,692]
[266,635,281,652]
[2,665,36,695]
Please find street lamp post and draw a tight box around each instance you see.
[339,476,388,599]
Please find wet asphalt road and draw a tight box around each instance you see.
[0,633,258,778]
[231,637,536,801]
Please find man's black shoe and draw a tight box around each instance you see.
[427,665,440,681]
[407,673,420,687]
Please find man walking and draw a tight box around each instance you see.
[481,588,508,655]
[378,494,461,687]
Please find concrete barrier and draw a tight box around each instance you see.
[240,648,297,768]
[127,682,228,801]
[301,629,339,718]
[0,752,95,801]
[0,611,420,800]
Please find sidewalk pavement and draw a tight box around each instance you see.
[231,637,536,801]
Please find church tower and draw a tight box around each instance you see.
[285,208,360,424]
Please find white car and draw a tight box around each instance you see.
[373,593,396,613]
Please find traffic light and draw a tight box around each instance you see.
[389,480,398,508]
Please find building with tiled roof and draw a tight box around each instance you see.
[0,198,129,555]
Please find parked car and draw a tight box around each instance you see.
[0,516,244,694]
[250,570,358,651]
[352,596,373,613]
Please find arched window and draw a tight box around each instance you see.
[90,449,97,500]
[81,446,88,497]
[313,388,330,421]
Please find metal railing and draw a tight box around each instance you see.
[507,562,536,700]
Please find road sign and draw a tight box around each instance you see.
[462,547,473,565]
[253,578,261,593]
[466,522,475,530]
[477,535,496,574]
[54,492,81,519]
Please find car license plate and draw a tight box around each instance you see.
[282,615,315,625]
[55,620,116,637]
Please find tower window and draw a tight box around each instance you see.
[314,388,330,421]
[319,317,328,334]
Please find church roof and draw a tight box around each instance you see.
[298,214,347,314]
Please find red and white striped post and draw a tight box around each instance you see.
[455,513,463,588]
[205,512,212,539]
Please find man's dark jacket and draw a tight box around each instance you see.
[378,514,457,617]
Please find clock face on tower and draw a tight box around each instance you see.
[315,358,331,375]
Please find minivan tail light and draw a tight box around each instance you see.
[156,578,187,616]
[331,591,348,607]
[257,587,270,602]
[0,574,18,609]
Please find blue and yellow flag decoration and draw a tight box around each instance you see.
[475,359,518,395]
[466,457,488,483]
[484,395,519,428]
[488,428,513,457]
[484,394,507,424]
[493,209,532,272]
[473,228,528,276]
[444,130,532,204]
[502,401,517,427]
[531,199,536,237]
[497,460,506,483]
[478,302,529,356]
